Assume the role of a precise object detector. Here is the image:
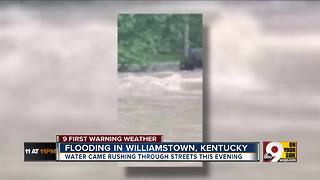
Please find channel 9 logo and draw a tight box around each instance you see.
[263,141,297,162]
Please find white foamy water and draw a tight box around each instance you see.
[118,70,203,142]
[118,70,202,97]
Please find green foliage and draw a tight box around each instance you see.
[118,14,202,71]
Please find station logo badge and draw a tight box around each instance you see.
[263,141,297,162]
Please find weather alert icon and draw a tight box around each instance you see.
[263,141,297,162]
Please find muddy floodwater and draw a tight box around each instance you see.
[118,70,202,142]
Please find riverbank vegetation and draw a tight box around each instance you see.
[118,14,202,72]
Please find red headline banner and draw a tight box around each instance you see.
[56,135,162,143]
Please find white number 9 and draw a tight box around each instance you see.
[266,142,283,162]
[63,136,67,142]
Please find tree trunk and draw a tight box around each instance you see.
[184,15,190,59]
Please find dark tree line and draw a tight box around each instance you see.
[118,14,202,71]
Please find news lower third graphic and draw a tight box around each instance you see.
[57,142,259,162]
[56,135,162,143]
[24,135,297,163]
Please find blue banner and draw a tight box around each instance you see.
[59,142,259,153]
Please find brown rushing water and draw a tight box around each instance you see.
[118,70,203,142]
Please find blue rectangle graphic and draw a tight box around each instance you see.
[59,142,259,153]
